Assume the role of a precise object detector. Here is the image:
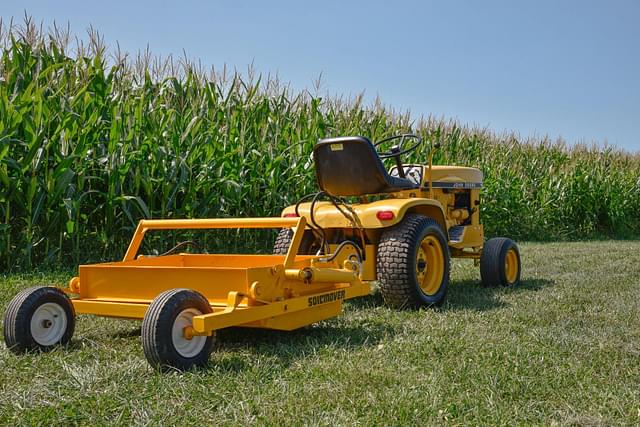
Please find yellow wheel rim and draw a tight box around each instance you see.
[504,248,519,284]
[415,235,445,296]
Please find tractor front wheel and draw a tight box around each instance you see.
[480,237,521,287]
[377,214,450,309]
[142,289,215,371]
[3,286,75,353]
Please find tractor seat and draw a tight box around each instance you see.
[313,136,418,197]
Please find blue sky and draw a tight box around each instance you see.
[2,0,639,151]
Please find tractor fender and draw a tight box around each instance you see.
[281,199,447,234]
[404,203,448,234]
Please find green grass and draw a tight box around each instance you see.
[1,241,638,425]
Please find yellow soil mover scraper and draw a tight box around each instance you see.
[3,135,521,370]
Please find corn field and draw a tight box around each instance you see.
[1,20,639,271]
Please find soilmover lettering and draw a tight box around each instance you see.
[308,290,346,307]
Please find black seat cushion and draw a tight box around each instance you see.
[313,136,418,197]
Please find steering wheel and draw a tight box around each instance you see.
[373,134,423,179]
[373,134,423,159]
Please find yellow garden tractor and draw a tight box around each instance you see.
[3,134,520,371]
[274,135,521,306]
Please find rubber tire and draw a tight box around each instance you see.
[141,289,215,371]
[480,237,521,287]
[377,214,450,309]
[3,286,75,353]
[273,228,321,255]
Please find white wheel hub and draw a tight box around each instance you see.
[172,308,206,358]
[30,302,68,346]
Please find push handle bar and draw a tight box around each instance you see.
[123,217,306,268]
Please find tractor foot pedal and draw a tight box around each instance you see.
[448,226,464,243]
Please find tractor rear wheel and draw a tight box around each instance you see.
[3,286,75,353]
[142,289,215,371]
[377,214,450,309]
[272,228,322,255]
[480,238,521,287]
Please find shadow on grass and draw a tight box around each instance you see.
[65,277,553,371]
[343,289,385,309]
[64,301,397,372]
[108,327,142,339]
[62,323,143,351]
[445,278,555,312]
[205,279,554,372]
[209,318,397,372]
[346,278,554,313]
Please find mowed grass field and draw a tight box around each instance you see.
[1,241,639,425]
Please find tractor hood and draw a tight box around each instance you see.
[428,166,483,188]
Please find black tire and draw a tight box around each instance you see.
[141,289,215,371]
[3,286,75,353]
[480,237,521,287]
[377,214,450,309]
[273,228,322,255]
